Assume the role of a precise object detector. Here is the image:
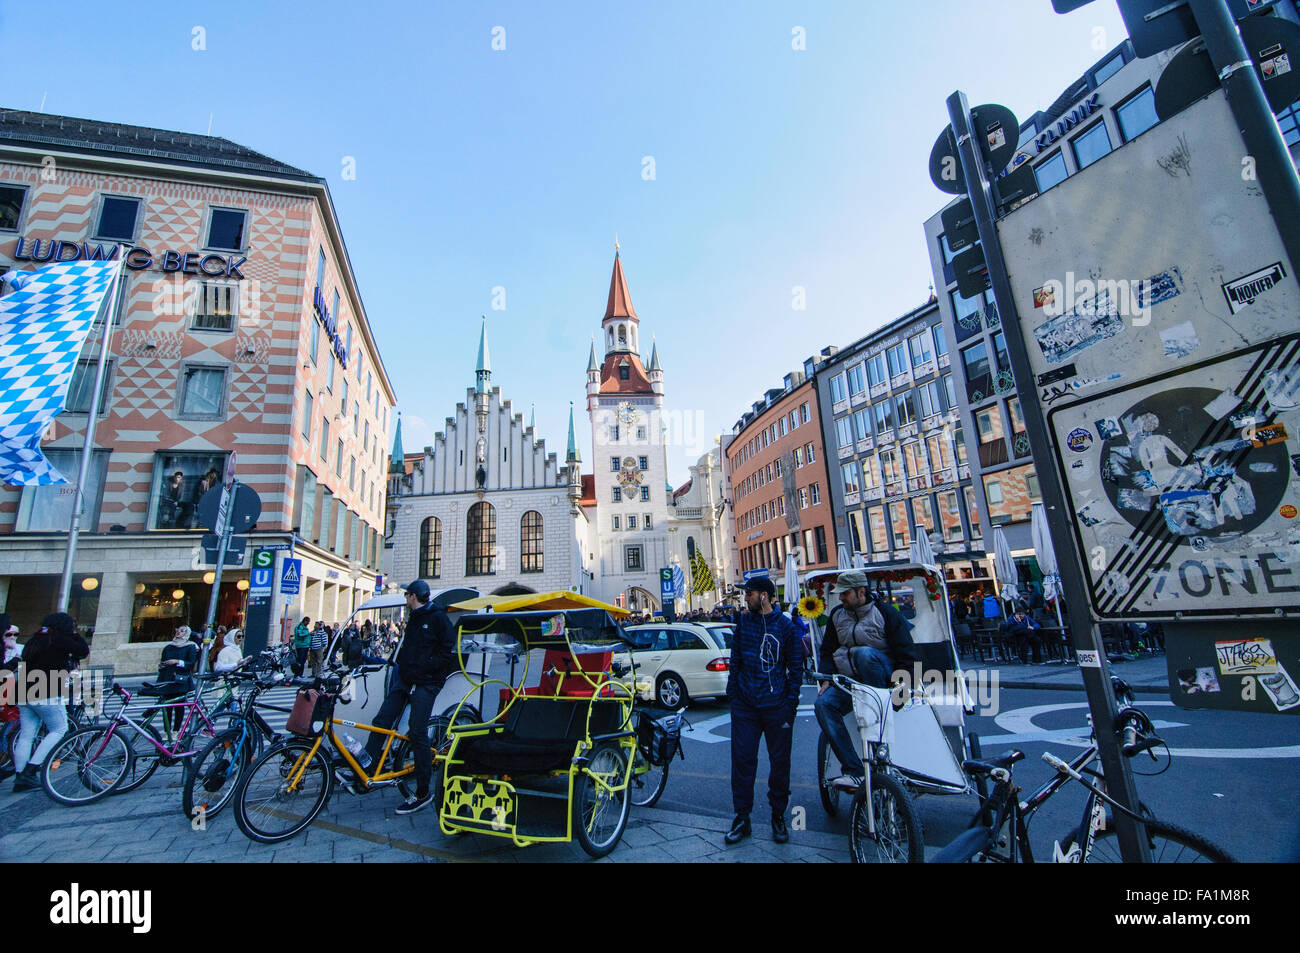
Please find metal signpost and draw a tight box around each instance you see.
[196,472,260,674]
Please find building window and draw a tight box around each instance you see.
[1116,86,1159,142]
[938,489,963,542]
[639,456,648,470]
[918,380,942,419]
[873,400,894,433]
[926,432,953,473]
[419,517,442,578]
[149,451,227,530]
[961,341,992,402]
[320,418,330,461]
[912,496,935,536]
[521,510,543,573]
[976,405,1009,468]
[798,487,808,509]
[309,312,320,366]
[66,359,114,415]
[0,184,27,230]
[335,438,345,477]
[889,500,911,548]
[628,515,638,529]
[789,410,798,431]
[349,457,356,490]
[866,353,887,388]
[302,390,314,440]
[853,409,872,441]
[841,461,860,495]
[625,544,644,572]
[943,375,958,410]
[847,363,867,396]
[187,283,239,338]
[909,332,933,368]
[805,442,815,463]
[1071,121,1112,170]
[932,325,948,358]
[644,514,652,529]
[794,446,803,467]
[640,486,650,501]
[1035,150,1069,192]
[611,456,621,473]
[1092,50,1125,86]
[1277,99,1300,147]
[619,364,630,381]
[613,487,622,502]
[867,505,888,552]
[983,466,1039,526]
[894,392,917,428]
[610,425,620,441]
[903,441,928,479]
[964,485,982,538]
[16,449,110,532]
[466,501,496,575]
[813,525,828,564]
[177,364,227,419]
[800,402,810,424]
[326,353,336,394]
[836,416,854,449]
[830,373,848,403]
[94,195,141,242]
[809,483,821,505]
[886,344,908,378]
[206,207,248,252]
[613,515,621,531]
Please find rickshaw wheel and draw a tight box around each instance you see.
[817,734,841,818]
[573,743,631,858]
[848,772,923,863]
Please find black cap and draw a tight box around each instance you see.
[741,577,776,598]
[404,579,431,602]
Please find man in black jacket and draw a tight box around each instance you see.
[814,571,920,780]
[346,580,455,814]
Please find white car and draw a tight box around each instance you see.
[616,623,731,708]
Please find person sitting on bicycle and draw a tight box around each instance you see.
[814,570,919,783]
[342,579,454,815]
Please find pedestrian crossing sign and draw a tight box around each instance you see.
[280,558,302,595]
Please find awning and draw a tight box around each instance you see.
[449,590,631,617]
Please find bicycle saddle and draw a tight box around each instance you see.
[961,750,1024,776]
[140,681,190,698]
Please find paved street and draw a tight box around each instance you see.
[3,653,1296,863]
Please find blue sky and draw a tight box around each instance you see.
[1,0,1128,482]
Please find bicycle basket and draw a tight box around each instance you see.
[285,689,332,736]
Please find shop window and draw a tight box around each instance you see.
[16,449,110,532]
[149,451,227,530]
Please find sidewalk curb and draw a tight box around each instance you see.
[992,679,1169,695]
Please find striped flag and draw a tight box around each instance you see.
[690,549,715,595]
[0,260,120,485]
[671,564,686,600]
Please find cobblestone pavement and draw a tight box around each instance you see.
[0,766,853,864]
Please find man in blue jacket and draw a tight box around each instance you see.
[726,576,804,845]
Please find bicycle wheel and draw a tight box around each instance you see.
[849,772,924,863]
[573,743,631,858]
[113,720,165,794]
[817,733,842,818]
[234,739,332,844]
[42,727,133,806]
[629,744,669,808]
[1061,818,1236,863]
[182,726,253,822]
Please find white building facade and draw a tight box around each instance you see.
[667,443,735,611]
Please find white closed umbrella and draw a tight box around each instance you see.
[852,551,867,569]
[909,533,938,575]
[993,528,1019,618]
[783,550,801,610]
[1030,502,1065,628]
[837,541,851,570]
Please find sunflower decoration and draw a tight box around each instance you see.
[797,594,826,620]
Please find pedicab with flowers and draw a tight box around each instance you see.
[797,563,976,862]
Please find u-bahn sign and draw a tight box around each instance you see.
[996,90,1300,620]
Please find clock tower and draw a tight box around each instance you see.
[586,247,670,611]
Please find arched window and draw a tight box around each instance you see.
[419,516,442,579]
[520,510,543,573]
[687,536,697,562]
[618,324,627,346]
[466,501,496,576]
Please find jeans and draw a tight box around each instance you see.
[364,670,437,797]
[16,701,68,772]
[730,697,794,818]
[294,647,309,676]
[814,646,892,775]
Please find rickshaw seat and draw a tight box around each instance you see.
[455,695,624,775]
[912,641,970,726]
[535,650,613,697]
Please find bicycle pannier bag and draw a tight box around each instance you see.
[286,689,322,736]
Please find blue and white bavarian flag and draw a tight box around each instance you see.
[0,259,120,485]
[671,564,686,600]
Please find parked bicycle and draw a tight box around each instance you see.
[181,663,294,823]
[931,678,1236,863]
[41,676,233,806]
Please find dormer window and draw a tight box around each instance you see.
[619,361,630,381]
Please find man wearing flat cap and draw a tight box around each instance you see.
[814,570,919,783]
[725,575,803,846]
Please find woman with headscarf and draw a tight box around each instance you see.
[213,629,244,674]
[0,612,88,791]
[158,625,199,732]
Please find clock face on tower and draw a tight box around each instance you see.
[617,401,639,426]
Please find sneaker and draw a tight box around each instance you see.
[724,815,751,844]
[12,765,39,793]
[772,814,790,843]
[831,775,864,792]
[396,792,433,815]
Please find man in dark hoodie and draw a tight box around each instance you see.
[725,576,803,846]
[0,612,88,791]
[814,570,919,781]
[343,580,454,815]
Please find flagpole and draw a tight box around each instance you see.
[57,255,125,613]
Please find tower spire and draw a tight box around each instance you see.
[388,413,404,474]
[475,314,491,393]
[566,402,580,463]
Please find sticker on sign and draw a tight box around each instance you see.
[1076,650,1102,668]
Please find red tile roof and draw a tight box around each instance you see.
[604,253,637,320]
[598,352,653,394]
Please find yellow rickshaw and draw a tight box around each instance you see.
[436,592,638,858]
